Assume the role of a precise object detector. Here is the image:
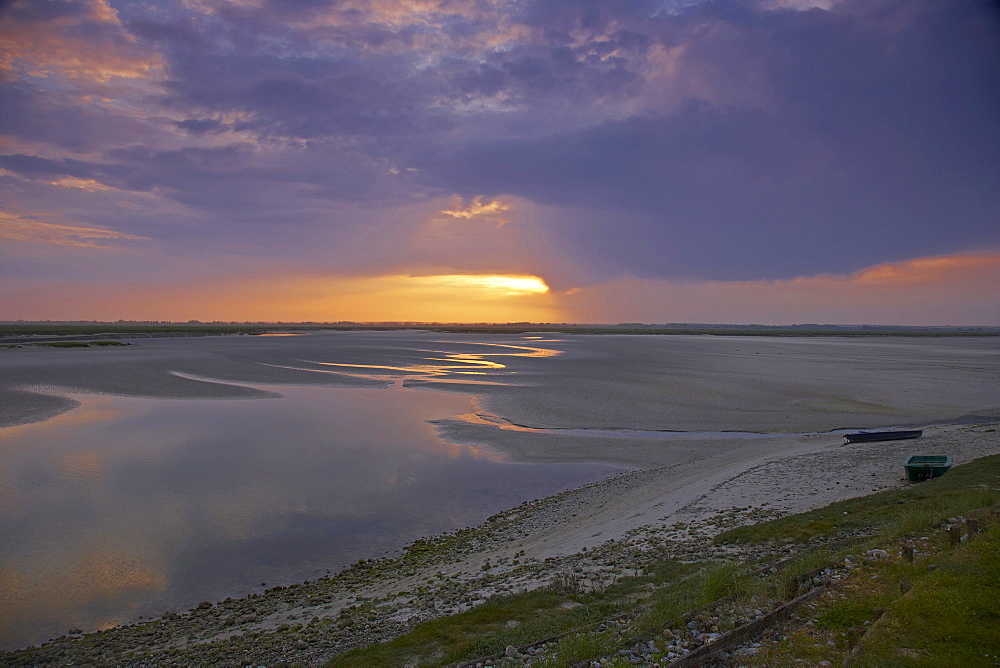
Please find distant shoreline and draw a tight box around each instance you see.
[2,322,998,344]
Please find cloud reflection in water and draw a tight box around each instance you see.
[0,364,613,650]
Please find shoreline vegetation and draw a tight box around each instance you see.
[2,422,997,666]
[1,321,998,344]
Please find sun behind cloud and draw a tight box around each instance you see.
[413,274,549,296]
[329,273,556,322]
[0,271,560,323]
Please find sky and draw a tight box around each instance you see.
[0,0,998,325]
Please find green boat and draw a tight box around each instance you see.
[903,455,952,482]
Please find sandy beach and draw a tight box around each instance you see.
[1,332,998,663]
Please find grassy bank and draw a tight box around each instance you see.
[328,454,1000,667]
[742,519,1000,666]
[714,448,1000,547]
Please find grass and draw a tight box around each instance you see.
[326,558,775,667]
[742,513,1000,666]
[715,453,1000,548]
[725,454,1000,666]
[327,560,708,668]
[852,523,1000,666]
[326,589,611,667]
[634,561,752,634]
[528,629,619,667]
[326,456,1000,667]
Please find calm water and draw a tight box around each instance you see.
[0,380,617,650]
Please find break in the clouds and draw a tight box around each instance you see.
[0,0,997,323]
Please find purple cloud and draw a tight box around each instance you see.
[0,0,996,296]
[412,0,1000,279]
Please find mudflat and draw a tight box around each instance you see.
[3,332,996,432]
[1,332,998,660]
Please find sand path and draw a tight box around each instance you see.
[441,424,999,566]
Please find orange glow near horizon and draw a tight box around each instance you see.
[563,252,1000,325]
[849,253,1000,286]
[1,253,996,325]
[306,273,557,322]
[0,271,560,323]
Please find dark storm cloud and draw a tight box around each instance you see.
[451,42,642,105]
[2,0,997,284]
[126,0,656,141]
[0,0,92,22]
[128,15,208,48]
[174,118,225,135]
[165,53,442,139]
[95,143,383,212]
[412,0,1000,279]
[0,147,255,204]
[0,79,165,151]
[0,153,102,180]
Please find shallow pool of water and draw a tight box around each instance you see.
[0,383,618,650]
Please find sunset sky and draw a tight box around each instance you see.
[1,0,998,324]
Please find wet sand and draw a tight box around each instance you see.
[1,332,998,660]
[2,332,998,555]
[439,335,1000,433]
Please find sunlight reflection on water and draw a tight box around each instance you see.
[301,340,562,383]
